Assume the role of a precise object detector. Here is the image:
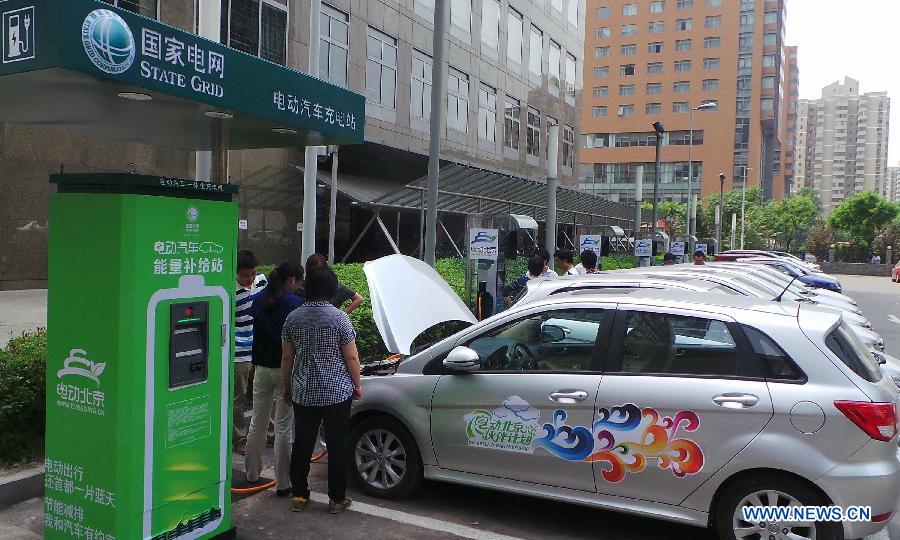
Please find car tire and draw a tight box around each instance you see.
[349,416,422,499]
[714,475,842,540]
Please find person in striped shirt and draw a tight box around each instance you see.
[235,249,267,454]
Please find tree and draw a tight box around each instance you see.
[641,201,687,237]
[874,219,900,264]
[697,186,769,249]
[804,219,834,261]
[767,194,818,252]
[828,191,899,252]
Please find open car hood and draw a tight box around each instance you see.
[364,255,477,355]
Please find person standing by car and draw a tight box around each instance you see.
[661,252,677,266]
[305,253,365,314]
[692,250,707,265]
[580,249,600,274]
[245,260,304,497]
[533,247,559,277]
[502,256,548,306]
[554,249,579,276]
[282,266,362,514]
[234,250,267,454]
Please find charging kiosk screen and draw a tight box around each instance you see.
[169,302,209,388]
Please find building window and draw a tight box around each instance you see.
[552,0,563,14]
[224,0,288,65]
[738,56,752,69]
[650,1,664,13]
[563,125,575,168]
[648,42,663,53]
[366,28,397,108]
[764,10,777,24]
[740,13,754,26]
[478,85,497,142]
[595,46,610,58]
[706,0,721,6]
[761,76,775,89]
[677,0,693,9]
[673,81,690,93]
[594,66,609,78]
[761,98,774,110]
[592,105,608,118]
[447,68,469,132]
[621,44,637,56]
[702,78,719,92]
[649,21,664,33]
[596,6,611,19]
[593,86,608,97]
[451,0,471,35]
[764,32,777,46]
[619,84,635,96]
[622,24,637,36]
[565,54,577,101]
[618,104,635,116]
[673,101,689,113]
[674,60,691,72]
[646,82,662,94]
[596,27,611,39]
[507,10,523,63]
[414,0,435,21]
[676,18,692,31]
[410,51,432,120]
[504,99,521,149]
[527,107,541,157]
[567,0,579,27]
[549,41,561,92]
[320,4,349,87]
[704,36,720,49]
[703,57,719,70]
[622,3,638,16]
[675,39,692,51]
[620,64,635,76]
[705,15,721,28]
[646,102,661,114]
[647,62,662,74]
[762,54,775,67]
[530,26,543,75]
[481,0,500,52]
[103,0,156,18]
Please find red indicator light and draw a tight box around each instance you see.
[185,306,193,317]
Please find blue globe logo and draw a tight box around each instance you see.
[81,9,135,75]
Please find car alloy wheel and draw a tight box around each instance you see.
[732,490,814,540]
[354,428,408,490]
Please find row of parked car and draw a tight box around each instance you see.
[350,250,899,540]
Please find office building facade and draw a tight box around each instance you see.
[579,0,793,204]
[793,77,891,213]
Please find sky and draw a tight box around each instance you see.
[785,0,900,165]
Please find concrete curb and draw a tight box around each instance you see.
[0,467,43,509]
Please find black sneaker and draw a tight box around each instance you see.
[328,497,352,514]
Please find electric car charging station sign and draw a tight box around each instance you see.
[469,228,499,261]
[579,235,603,256]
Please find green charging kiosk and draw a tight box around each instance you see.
[45,174,238,539]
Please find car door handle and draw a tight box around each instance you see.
[550,390,589,404]
[712,393,759,409]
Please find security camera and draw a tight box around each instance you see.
[719,172,726,181]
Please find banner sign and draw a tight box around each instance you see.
[579,235,603,256]
[634,239,652,258]
[670,241,685,256]
[469,228,499,261]
[696,243,708,255]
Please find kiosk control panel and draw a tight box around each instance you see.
[169,302,209,388]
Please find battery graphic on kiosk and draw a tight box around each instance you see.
[45,174,237,539]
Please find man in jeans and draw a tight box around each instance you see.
[234,250,266,454]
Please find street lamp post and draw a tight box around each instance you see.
[716,172,726,250]
[741,166,752,249]
[652,122,665,237]
[686,102,716,237]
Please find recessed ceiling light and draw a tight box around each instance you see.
[204,111,234,119]
[117,91,152,101]
[272,127,298,135]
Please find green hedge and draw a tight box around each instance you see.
[0,330,47,465]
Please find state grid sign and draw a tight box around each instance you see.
[634,239,653,258]
[579,235,603,256]
[469,228,499,261]
[670,241,685,256]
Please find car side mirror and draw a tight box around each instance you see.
[540,324,567,343]
[443,346,481,373]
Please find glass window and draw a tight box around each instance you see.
[648,42,663,53]
[677,0,693,9]
[481,0,500,51]
[596,27,611,39]
[619,84,635,96]
[621,44,637,56]
[764,32,777,46]
[565,54,577,100]
[673,101,689,113]
[320,4,349,87]
[647,62,662,74]
[762,54,775,67]
[619,312,740,377]
[645,102,661,114]
[705,15,721,28]
[674,60,691,72]
[650,1,664,13]
[592,105,608,118]
[706,0,721,6]
[104,0,157,18]
[703,57,720,70]
[622,3,638,16]
[622,24,637,36]
[649,21,664,33]
[674,81,690,93]
[504,99,521,149]
[762,76,775,89]
[596,6,611,19]
[563,125,575,168]
[760,98,773,110]
[702,78,719,92]
[414,0,435,21]
[676,39,692,51]
[676,18,692,31]
[620,64,636,76]
[447,68,469,132]
[410,51,433,120]
[527,107,541,157]
[595,46,610,58]
[478,85,497,142]
[764,10,777,24]
[507,10,523,63]
[740,13,754,26]
[594,66,609,78]
[617,104,634,116]
[567,0,579,27]
[646,82,662,94]
[366,28,398,109]
[226,0,288,65]
[592,86,608,97]
[704,36,720,49]
[451,0,471,34]
[743,326,804,381]
[552,0,563,13]
[549,41,561,92]
[466,309,608,372]
[826,324,881,383]
[530,26,543,75]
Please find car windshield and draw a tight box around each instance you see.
[825,323,881,383]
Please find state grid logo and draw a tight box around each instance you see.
[81,9,135,75]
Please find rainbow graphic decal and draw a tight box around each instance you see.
[463,397,704,482]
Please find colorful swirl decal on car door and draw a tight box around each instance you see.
[464,397,704,482]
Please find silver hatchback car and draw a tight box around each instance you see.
[352,256,900,540]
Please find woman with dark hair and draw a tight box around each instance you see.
[305,253,365,314]
[281,266,361,514]
[245,260,304,497]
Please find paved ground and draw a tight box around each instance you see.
[838,274,900,354]
[0,289,45,347]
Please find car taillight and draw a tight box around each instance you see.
[834,401,897,442]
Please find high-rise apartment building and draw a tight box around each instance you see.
[579,0,793,204]
[780,45,799,196]
[886,165,900,203]
[793,77,891,213]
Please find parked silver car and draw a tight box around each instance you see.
[353,255,900,540]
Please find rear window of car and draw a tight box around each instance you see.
[742,326,804,382]
[825,324,881,383]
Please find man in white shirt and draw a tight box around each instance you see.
[554,249,580,276]
[234,250,267,454]
[533,247,558,277]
